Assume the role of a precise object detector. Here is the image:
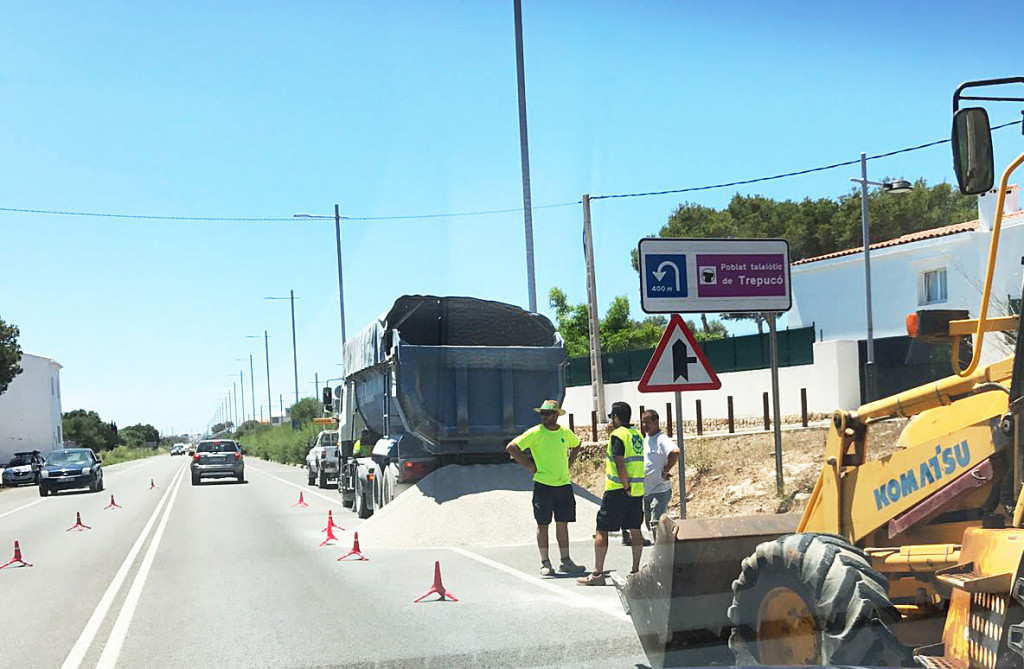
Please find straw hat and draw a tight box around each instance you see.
[533,399,566,416]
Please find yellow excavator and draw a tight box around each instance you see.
[617,77,1024,668]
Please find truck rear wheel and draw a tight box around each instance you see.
[318,470,328,489]
[307,468,316,486]
[354,478,372,519]
[728,533,908,666]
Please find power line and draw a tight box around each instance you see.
[1,119,1019,221]
[590,119,1023,201]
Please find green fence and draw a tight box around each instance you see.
[565,325,816,387]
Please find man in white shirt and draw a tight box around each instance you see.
[640,409,680,540]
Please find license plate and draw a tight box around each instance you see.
[58,476,73,482]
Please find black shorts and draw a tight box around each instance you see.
[533,482,576,525]
[596,489,644,532]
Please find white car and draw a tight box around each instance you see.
[305,430,339,488]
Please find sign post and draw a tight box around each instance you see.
[637,315,721,519]
[638,237,792,502]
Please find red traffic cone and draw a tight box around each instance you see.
[291,492,309,508]
[67,512,92,532]
[414,561,458,602]
[104,494,122,510]
[321,509,343,533]
[319,522,340,547]
[0,541,32,569]
[337,532,368,561]
[149,479,157,490]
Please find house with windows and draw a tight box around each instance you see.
[788,185,1024,400]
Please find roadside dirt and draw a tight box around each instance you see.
[570,419,907,519]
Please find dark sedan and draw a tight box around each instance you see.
[39,448,104,496]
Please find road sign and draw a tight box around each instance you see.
[638,315,721,392]
[638,238,791,313]
[313,417,337,426]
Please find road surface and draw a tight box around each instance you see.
[0,455,649,668]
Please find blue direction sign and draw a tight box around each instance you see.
[643,253,688,300]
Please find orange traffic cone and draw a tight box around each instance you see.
[321,510,343,533]
[67,512,91,532]
[149,479,157,490]
[104,494,122,510]
[0,541,32,569]
[337,532,368,561]
[291,492,309,508]
[414,561,458,602]
[319,522,340,547]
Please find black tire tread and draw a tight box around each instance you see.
[727,532,908,666]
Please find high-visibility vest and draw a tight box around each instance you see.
[605,426,645,496]
[353,439,366,457]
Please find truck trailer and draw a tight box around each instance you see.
[323,295,566,518]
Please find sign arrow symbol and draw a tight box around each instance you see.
[672,340,698,381]
[651,261,681,291]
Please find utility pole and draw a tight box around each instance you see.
[249,355,256,424]
[582,194,606,417]
[290,289,299,404]
[335,205,347,354]
[264,330,272,424]
[233,382,239,431]
[513,0,538,313]
[239,370,245,424]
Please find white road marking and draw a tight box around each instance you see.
[94,463,187,669]
[447,547,630,621]
[247,464,348,507]
[60,464,187,669]
[0,499,44,520]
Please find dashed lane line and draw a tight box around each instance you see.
[59,464,187,669]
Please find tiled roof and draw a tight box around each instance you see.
[790,217,1009,266]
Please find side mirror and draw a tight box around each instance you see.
[322,386,333,409]
[952,107,994,195]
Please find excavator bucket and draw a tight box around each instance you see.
[614,513,801,668]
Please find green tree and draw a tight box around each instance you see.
[0,317,23,397]
[62,410,118,451]
[289,397,323,426]
[548,288,722,355]
[633,180,977,266]
[120,423,160,445]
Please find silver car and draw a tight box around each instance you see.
[190,440,244,485]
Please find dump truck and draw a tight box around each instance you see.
[616,77,1024,668]
[322,295,566,519]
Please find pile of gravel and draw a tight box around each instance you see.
[356,463,603,549]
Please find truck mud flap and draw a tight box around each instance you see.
[614,513,800,668]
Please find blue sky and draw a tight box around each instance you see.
[2,1,1021,434]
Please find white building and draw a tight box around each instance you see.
[790,185,1024,363]
[0,353,63,463]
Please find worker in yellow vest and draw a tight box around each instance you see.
[352,429,372,458]
[578,401,645,586]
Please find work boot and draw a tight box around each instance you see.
[577,572,606,586]
[559,558,586,574]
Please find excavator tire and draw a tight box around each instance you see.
[728,533,909,667]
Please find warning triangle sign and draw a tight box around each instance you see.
[637,315,722,392]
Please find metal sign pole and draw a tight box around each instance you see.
[768,313,784,496]
[675,390,686,519]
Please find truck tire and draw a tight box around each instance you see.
[382,463,398,507]
[307,468,316,486]
[318,470,328,489]
[354,478,372,519]
[728,533,908,666]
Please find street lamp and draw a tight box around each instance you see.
[265,291,300,405]
[850,153,912,401]
[246,331,272,423]
[293,206,348,369]
[232,361,247,424]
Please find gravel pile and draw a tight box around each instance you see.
[356,464,603,549]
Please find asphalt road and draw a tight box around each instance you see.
[0,455,650,668]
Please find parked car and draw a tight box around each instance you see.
[191,440,244,485]
[2,451,45,487]
[305,430,339,488]
[39,448,103,496]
